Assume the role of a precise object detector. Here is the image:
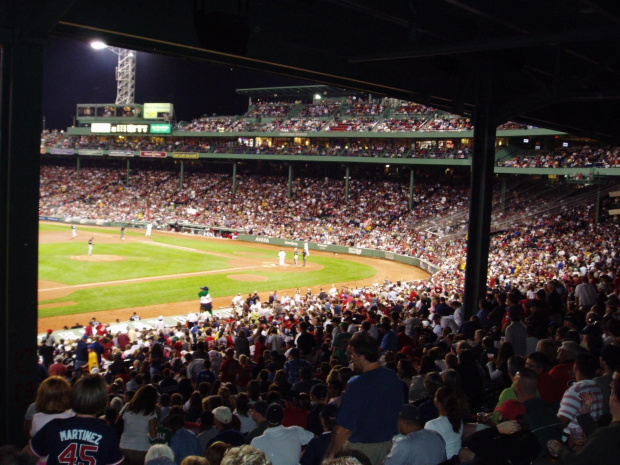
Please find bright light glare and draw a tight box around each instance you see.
[91,41,108,50]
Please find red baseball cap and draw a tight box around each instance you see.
[494,399,526,421]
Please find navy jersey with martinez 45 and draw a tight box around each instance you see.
[30,417,123,465]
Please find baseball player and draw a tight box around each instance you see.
[88,237,93,256]
[278,249,286,266]
[294,248,299,265]
[71,224,77,239]
[145,223,152,237]
[120,226,125,240]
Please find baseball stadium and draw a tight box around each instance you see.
[4,2,620,462]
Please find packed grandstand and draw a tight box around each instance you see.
[30,88,620,465]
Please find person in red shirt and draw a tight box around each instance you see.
[220,348,240,384]
[549,341,579,396]
[48,355,68,378]
[526,351,563,406]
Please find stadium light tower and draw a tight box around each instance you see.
[91,41,136,104]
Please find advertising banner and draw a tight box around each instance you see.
[109,150,135,157]
[50,148,75,155]
[172,152,199,159]
[78,149,105,156]
[140,151,167,158]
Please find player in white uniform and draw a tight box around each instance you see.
[88,237,93,256]
[294,248,299,265]
[278,249,286,266]
[304,241,310,256]
[71,224,77,239]
[145,223,152,236]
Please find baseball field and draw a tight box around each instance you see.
[38,222,430,333]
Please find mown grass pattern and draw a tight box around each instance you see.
[38,224,376,316]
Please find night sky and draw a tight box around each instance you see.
[42,37,309,130]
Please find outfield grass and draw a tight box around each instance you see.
[38,224,377,317]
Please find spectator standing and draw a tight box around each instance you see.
[326,333,404,465]
[251,403,314,465]
[119,384,159,465]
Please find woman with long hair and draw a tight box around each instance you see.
[184,391,203,423]
[30,376,74,437]
[273,369,292,397]
[118,384,159,465]
[236,354,253,392]
[487,340,515,386]
[149,342,165,377]
[233,393,256,434]
[441,368,471,417]
[424,387,463,460]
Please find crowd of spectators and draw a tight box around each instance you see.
[374,117,427,133]
[27,160,620,464]
[497,121,538,130]
[246,101,298,118]
[498,146,620,169]
[43,130,620,169]
[299,100,343,117]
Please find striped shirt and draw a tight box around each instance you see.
[557,379,604,438]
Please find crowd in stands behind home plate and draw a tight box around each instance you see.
[26,160,620,464]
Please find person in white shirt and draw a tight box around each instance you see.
[251,403,313,465]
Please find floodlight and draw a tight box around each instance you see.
[90,41,107,50]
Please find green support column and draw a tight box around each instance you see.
[77,156,81,181]
[126,158,131,186]
[232,162,237,195]
[0,38,44,446]
[409,169,415,211]
[462,63,496,320]
[180,160,185,190]
[345,166,350,203]
[501,176,507,212]
[288,164,293,199]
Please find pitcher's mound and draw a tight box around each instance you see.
[71,255,127,262]
[228,274,269,282]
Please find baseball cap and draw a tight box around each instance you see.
[201,286,209,291]
[158,316,163,320]
[266,403,284,426]
[212,406,232,424]
[250,401,268,417]
[494,399,526,421]
[47,329,53,334]
[399,404,421,423]
[320,403,339,421]
[310,383,328,400]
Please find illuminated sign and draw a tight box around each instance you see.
[92,123,151,134]
[91,123,111,133]
[110,124,149,134]
[144,103,173,119]
[150,123,172,134]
